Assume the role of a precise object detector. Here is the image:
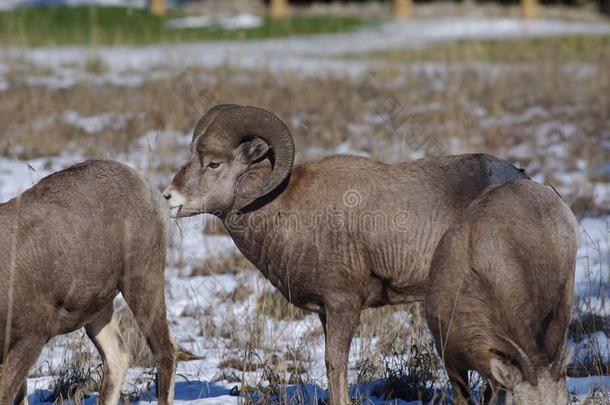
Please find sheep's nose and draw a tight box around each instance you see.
[163,192,172,201]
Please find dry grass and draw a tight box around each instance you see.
[219,356,262,372]
[255,290,310,321]
[216,283,253,304]
[2,53,609,213]
[569,243,610,382]
[116,306,155,367]
[228,348,314,405]
[569,311,610,378]
[366,35,610,63]
[350,301,447,400]
[46,344,101,403]
[47,367,101,403]
[4,34,610,402]
[116,304,204,369]
[370,344,442,403]
[582,389,610,404]
[190,250,257,277]
[570,313,610,344]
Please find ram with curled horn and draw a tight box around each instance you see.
[425,180,577,404]
[164,104,529,405]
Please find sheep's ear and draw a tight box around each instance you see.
[490,357,523,390]
[237,138,269,164]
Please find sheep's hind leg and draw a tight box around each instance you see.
[85,303,131,404]
[0,337,44,405]
[319,301,361,405]
[121,275,176,405]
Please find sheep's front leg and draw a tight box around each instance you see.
[319,303,360,405]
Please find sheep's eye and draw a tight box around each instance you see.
[207,162,221,169]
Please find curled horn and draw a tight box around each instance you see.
[207,105,295,201]
[192,104,240,144]
[550,337,570,381]
[496,334,538,386]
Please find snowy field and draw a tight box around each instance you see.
[4,17,610,77]
[0,15,609,404]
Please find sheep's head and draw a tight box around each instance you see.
[489,335,570,405]
[164,104,295,217]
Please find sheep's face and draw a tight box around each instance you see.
[164,137,269,217]
[489,359,569,405]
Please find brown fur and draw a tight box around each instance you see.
[165,105,528,405]
[425,180,578,404]
[0,160,176,405]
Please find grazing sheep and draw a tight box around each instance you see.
[163,104,528,404]
[425,180,578,404]
[0,160,176,405]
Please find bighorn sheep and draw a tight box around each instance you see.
[163,104,528,404]
[425,180,578,404]
[0,160,176,404]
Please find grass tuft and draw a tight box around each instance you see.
[47,354,101,403]
[255,290,309,321]
[371,344,440,403]
[570,313,610,343]
[117,306,155,367]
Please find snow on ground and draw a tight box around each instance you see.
[167,14,263,31]
[22,64,146,89]
[576,217,610,301]
[25,377,240,405]
[1,130,608,403]
[1,18,609,404]
[62,110,142,134]
[570,376,610,398]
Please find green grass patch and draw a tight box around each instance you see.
[364,35,610,63]
[0,6,371,46]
